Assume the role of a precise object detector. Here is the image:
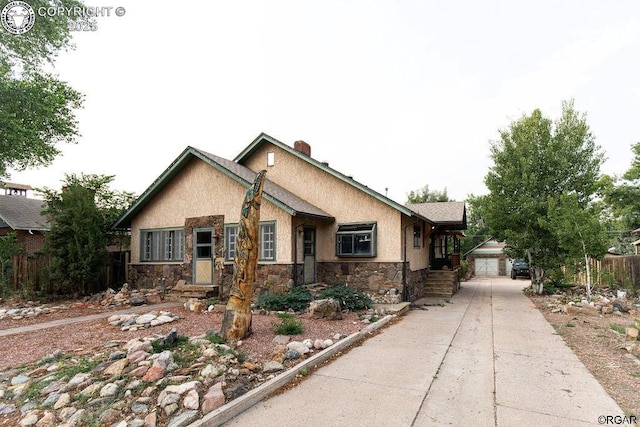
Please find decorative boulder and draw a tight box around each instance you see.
[309,299,342,320]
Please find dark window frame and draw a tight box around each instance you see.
[413,224,422,248]
[336,222,377,258]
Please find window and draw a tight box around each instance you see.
[267,152,275,167]
[141,228,184,262]
[195,229,213,259]
[336,222,377,257]
[224,224,238,261]
[260,222,276,261]
[413,224,422,248]
[224,222,276,261]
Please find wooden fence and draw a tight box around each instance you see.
[588,255,640,290]
[6,251,130,297]
[10,253,52,296]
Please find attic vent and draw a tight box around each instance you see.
[294,140,311,157]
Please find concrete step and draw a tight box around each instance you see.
[168,283,218,301]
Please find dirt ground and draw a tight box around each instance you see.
[2,291,639,417]
[528,292,640,416]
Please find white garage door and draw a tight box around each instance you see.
[476,258,499,276]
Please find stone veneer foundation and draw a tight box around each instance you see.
[128,261,429,303]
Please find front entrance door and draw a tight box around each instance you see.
[303,227,316,284]
[194,228,214,285]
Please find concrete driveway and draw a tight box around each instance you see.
[213,277,622,427]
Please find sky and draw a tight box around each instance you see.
[7,0,640,204]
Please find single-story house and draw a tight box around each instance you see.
[113,133,466,301]
[464,238,510,276]
[0,184,49,255]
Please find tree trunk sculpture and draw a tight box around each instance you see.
[221,170,267,341]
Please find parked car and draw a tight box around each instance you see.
[511,259,530,279]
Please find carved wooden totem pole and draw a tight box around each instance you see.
[221,170,267,341]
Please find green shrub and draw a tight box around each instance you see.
[542,276,571,295]
[319,284,373,311]
[611,323,626,335]
[276,312,295,319]
[459,261,468,278]
[274,317,304,335]
[206,333,225,344]
[256,286,313,312]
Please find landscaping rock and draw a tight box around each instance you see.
[309,298,343,320]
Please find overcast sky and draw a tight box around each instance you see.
[8,0,640,203]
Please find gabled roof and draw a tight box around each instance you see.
[113,145,334,229]
[235,133,431,223]
[406,201,467,228]
[0,195,49,231]
[463,237,504,257]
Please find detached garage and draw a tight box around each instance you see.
[464,239,508,277]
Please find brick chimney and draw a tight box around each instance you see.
[294,140,311,157]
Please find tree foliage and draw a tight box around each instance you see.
[483,100,606,293]
[0,232,23,293]
[544,192,608,299]
[0,0,85,178]
[41,174,136,295]
[406,185,451,203]
[460,193,490,255]
[600,142,640,234]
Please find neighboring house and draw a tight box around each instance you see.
[0,183,49,255]
[464,238,510,277]
[113,133,466,301]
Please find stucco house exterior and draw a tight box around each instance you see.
[114,133,466,301]
[0,184,49,255]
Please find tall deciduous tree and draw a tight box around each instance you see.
[0,0,85,178]
[483,100,605,293]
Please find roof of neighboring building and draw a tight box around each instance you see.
[113,143,335,229]
[406,201,467,228]
[1,182,33,191]
[463,238,505,257]
[0,195,49,231]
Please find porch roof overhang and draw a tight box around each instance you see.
[406,201,467,233]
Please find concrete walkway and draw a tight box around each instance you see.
[217,277,622,427]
